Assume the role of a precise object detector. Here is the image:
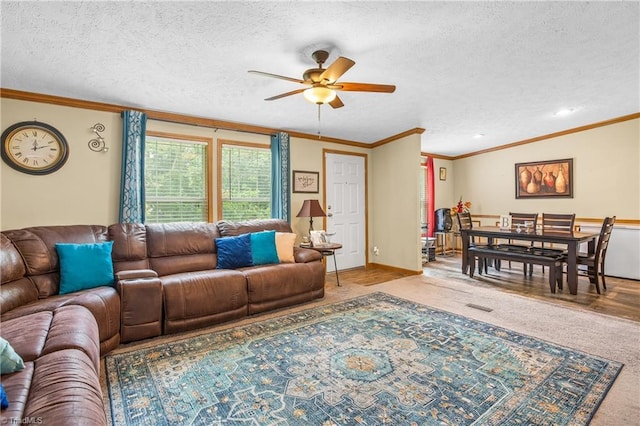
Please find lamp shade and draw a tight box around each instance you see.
[303,87,337,104]
[296,199,326,218]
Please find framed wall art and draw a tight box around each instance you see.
[515,158,573,199]
[439,167,447,181]
[292,170,319,193]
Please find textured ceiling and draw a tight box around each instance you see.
[1,1,638,156]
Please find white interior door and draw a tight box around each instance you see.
[325,153,366,271]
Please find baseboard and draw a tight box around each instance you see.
[366,262,423,275]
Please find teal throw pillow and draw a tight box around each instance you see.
[0,383,8,409]
[0,337,25,374]
[56,241,115,295]
[216,234,253,269]
[250,230,280,265]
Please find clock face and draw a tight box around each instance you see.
[1,121,69,175]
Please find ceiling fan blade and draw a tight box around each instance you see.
[264,88,305,101]
[329,95,344,109]
[248,70,304,84]
[319,57,355,84]
[335,82,396,93]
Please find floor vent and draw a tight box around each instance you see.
[466,303,494,312]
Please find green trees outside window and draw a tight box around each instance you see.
[220,144,271,221]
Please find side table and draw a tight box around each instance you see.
[302,243,343,286]
[434,231,454,256]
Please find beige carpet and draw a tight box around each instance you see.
[103,273,640,425]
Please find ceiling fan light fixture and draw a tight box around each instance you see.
[303,86,336,104]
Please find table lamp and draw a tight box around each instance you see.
[296,199,326,236]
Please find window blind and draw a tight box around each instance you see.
[145,137,208,223]
[220,144,271,221]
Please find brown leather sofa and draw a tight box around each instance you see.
[109,219,326,335]
[0,219,324,423]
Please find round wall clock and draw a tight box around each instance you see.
[1,121,69,175]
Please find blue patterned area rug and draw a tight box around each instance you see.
[105,293,622,425]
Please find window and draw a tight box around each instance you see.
[145,133,211,223]
[218,140,271,221]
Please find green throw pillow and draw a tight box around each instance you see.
[56,241,115,295]
[250,231,280,265]
[0,337,25,374]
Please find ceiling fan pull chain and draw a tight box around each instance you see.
[317,104,322,139]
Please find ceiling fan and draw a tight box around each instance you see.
[249,50,396,108]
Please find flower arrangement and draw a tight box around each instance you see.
[451,197,471,216]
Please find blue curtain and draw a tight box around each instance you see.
[119,110,147,223]
[271,132,290,221]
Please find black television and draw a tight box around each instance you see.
[435,208,453,232]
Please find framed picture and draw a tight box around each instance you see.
[310,230,326,246]
[293,170,319,193]
[439,167,447,181]
[515,158,573,199]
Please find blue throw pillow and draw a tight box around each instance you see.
[216,234,253,269]
[250,231,280,265]
[0,337,24,374]
[56,241,115,295]
[0,383,8,409]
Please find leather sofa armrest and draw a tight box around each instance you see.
[116,275,163,343]
[115,269,158,281]
[294,247,322,263]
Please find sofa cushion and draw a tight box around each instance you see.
[2,225,109,298]
[0,336,25,374]
[56,242,114,294]
[275,232,297,263]
[0,362,33,421]
[145,222,219,276]
[1,312,51,364]
[250,231,279,265]
[217,219,293,237]
[161,269,248,334]
[216,234,253,269]
[26,349,107,425]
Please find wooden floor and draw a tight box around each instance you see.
[326,254,640,322]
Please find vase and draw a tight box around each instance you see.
[543,171,555,192]
[526,180,540,194]
[519,168,531,192]
[556,166,567,193]
[533,166,543,184]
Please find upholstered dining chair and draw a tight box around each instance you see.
[575,216,616,294]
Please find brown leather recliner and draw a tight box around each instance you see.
[1,227,120,354]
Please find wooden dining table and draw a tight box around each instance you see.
[460,226,600,295]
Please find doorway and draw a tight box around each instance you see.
[324,152,366,271]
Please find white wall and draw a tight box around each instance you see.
[432,157,455,212]
[371,134,422,272]
[453,118,640,219]
[1,99,123,228]
[3,97,637,275]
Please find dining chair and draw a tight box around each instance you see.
[539,213,576,273]
[499,212,539,276]
[457,212,490,274]
[575,216,616,294]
